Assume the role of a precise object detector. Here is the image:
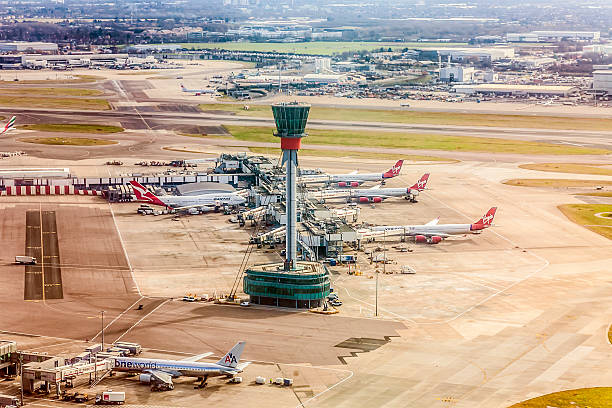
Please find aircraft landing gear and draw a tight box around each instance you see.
[194,375,209,389]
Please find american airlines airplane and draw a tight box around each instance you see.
[363,207,497,244]
[309,174,429,203]
[112,341,249,390]
[0,116,16,135]
[130,181,246,210]
[300,160,404,187]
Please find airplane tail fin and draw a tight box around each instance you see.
[409,173,430,191]
[472,207,497,230]
[382,160,403,178]
[0,116,16,135]
[217,341,246,369]
[129,180,166,206]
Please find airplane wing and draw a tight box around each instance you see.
[412,232,451,238]
[144,369,175,385]
[181,352,213,362]
[425,218,440,226]
[348,170,358,175]
[172,204,214,211]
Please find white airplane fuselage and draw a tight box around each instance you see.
[113,357,238,378]
[157,193,245,208]
[372,223,476,236]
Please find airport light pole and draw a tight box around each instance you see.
[101,310,105,352]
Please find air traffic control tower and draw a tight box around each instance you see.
[243,103,330,308]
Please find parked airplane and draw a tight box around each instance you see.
[300,160,404,187]
[130,181,246,210]
[180,84,216,94]
[112,341,249,390]
[366,207,497,244]
[0,116,16,135]
[309,174,429,203]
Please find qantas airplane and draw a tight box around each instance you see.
[309,174,429,203]
[0,116,16,135]
[300,160,404,187]
[364,207,497,244]
[112,341,249,390]
[130,181,246,210]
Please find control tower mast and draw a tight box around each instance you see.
[271,102,310,271]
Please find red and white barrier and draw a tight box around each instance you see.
[1,186,101,196]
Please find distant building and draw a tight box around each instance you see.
[506,31,600,43]
[593,66,612,95]
[439,66,475,82]
[583,44,612,55]
[431,47,514,63]
[303,73,346,84]
[314,57,331,73]
[0,41,58,53]
[454,84,579,97]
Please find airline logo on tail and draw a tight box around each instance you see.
[410,173,430,191]
[471,207,497,230]
[217,341,245,369]
[129,181,166,207]
[1,116,16,135]
[382,160,404,178]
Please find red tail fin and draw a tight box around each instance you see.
[129,181,166,206]
[410,173,429,191]
[382,160,403,178]
[474,207,497,227]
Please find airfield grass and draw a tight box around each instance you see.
[170,41,467,55]
[0,74,102,84]
[558,204,612,240]
[520,163,612,176]
[0,87,104,97]
[0,96,109,110]
[200,103,612,131]
[504,179,612,188]
[578,192,612,197]
[19,137,117,146]
[508,387,612,408]
[223,125,610,155]
[19,124,124,134]
[247,146,456,162]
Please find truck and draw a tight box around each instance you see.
[15,256,36,265]
[113,341,141,356]
[0,394,19,407]
[95,391,125,405]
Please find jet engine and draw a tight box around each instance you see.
[358,197,370,203]
[430,236,442,244]
[414,235,427,243]
[139,374,152,383]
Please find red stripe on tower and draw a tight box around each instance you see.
[280,138,301,150]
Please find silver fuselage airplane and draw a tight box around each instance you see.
[112,342,248,389]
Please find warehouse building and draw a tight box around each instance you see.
[439,66,475,82]
[0,41,58,53]
[454,84,579,97]
[506,31,600,42]
[593,69,612,95]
